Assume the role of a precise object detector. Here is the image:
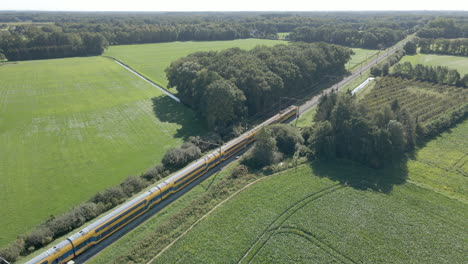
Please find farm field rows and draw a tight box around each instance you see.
[0,56,205,246]
[407,121,468,203]
[400,53,468,75]
[104,39,287,93]
[362,77,468,125]
[90,120,468,263]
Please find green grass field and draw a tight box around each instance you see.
[104,39,287,92]
[400,53,468,75]
[0,56,205,246]
[89,119,468,264]
[346,48,379,71]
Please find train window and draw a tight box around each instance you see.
[40,261,48,264]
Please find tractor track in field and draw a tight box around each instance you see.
[452,153,468,170]
[145,176,269,264]
[238,184,346,264]
[416,159,468,177]
[273,225,356,264]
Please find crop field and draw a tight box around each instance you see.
[361,77,468,125]
[400,53,468,75]
[148,160,467,263]
[0,56,205,246]
[104,39,286,92]
[88,122,468,263]
[407,121,468,203]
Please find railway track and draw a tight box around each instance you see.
[23,37,412,264]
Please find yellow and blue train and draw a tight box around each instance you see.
[26,105,298,264]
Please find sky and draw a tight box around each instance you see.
[1,0,467,12]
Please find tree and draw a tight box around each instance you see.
[387,120,406,158]
[201,79,246,129]
[243,128,280,169]
[403,41,417,55]
[269,124,304,155]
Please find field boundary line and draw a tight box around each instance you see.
[103,55,181,103]
[145,176,269,264]
[238,184,347,264]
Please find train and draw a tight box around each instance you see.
[25,105,298,264]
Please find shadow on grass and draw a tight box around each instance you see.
[151,96,207,140]
[309,158,408,193]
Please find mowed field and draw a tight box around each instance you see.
[90,121,468,263]
[0,57,205,246]
[400,53,468,75]
[104,39,287,92]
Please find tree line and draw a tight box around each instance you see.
[370,49,406,77]
[289,26,406,49]
[418,38,468,57]
[165,42,352,133]
[0,11,435,61]
[0,27,109,61]
[416,18,468,39]
[391,62,468,87]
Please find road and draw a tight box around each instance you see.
[77,38,411,263]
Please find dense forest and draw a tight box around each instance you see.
[165,42,352,133]
[2,11,466,61]
[289,26,406,49]
[416,17,468,38]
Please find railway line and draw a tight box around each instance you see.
[23,37,411,264]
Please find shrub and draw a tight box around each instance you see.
[242,129,282,169]
[162,143,202,170]
[90,186,126,208]
[141,164,168,182]
[74,202,102,221]
[45,210,86,238]
[0,239,24,262]
[120,176,148,196]
[229,165,249,179]
[189,134,223,152]
[269,124,304,156]
[22,228,53,251]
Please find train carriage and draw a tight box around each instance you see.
[25,105,298,264]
